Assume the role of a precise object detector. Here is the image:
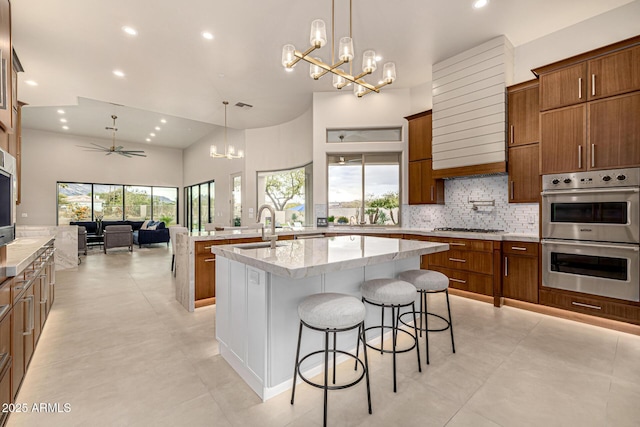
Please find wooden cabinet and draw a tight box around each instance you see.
[502,241,539,304]
[588,92,640,170]
[540,104,586,174]
[406,110,444,205]
[10,283,24,399]
[407,111,432,161]
[0,0,12,133]
[425,237,500,300]
[508,82,539,146]
[508,144,540,203]
[0,279,11,425]
[194,241,221,308]
[540,62,587,111]
[540,289,640,325]
[587,45,640,101]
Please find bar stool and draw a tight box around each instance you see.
[359,278,421,392]
[398,270,455,364]
[291,293,372,427]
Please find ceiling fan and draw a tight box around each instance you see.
[79,115,147,158]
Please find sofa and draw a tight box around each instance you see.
[70,220,170,248]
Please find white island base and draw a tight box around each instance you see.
[213,235,449,401]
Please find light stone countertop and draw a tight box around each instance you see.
[186,227,539,243]
[3,236,54,277]
[211,235,449,279]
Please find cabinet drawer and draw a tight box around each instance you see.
[539,289,640,324]
[428,250,493,275]
[429,237,493,252]
[195,240,225,255]
[0,280,10,313]
[429,267,493,296]
[502,241,538,256]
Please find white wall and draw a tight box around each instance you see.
[244,109,313,224]
[18,128,183,226]
[182,126,245,226]
[312,89,411,221]
[514,1,640,84]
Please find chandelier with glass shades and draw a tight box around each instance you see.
[281,0,396,97]
[210,101,244,159]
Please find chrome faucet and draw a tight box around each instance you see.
[257,204,278,249]
[349,216,357,226]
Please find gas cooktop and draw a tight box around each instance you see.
[434,227,504,233]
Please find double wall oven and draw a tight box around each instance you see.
[541,168,640,302]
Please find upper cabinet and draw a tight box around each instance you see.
[508,82,539,146]
[536,36,640,174]
[407,111,432,162]
[405,111,444,205]
[0,0,11,134]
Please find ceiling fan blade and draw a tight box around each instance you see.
[77,144,108,152]
[91,143,110,149]
[105,152,113,155]
[123,152,147,157]
[115,146,124,151]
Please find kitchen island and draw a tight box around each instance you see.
[211,235,449,400]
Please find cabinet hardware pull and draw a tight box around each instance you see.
[578,77,582,99]
[204,245,213,249]
[204,258,216,263]
[449,242,466,246]
[591,74,595,96]
[449,258,466,263]
[571,301,602,310]
[22,296,34,335]
[449,278,466,284]
[510,181,514,200]
[578,145,582,169]
[510,125,514,144]
[591,144,595,168]
[504,257,508,276]
[511,246,527,251]
[430,185,434,201]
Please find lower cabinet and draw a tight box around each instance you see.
[539,289,640,325]
[0,294,12,426]
[194,241,223,308]
[502,241,539,303]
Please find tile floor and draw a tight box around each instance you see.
[6,245,640,426]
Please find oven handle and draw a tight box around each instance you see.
[541,188,639,196]
[541,239,640,252]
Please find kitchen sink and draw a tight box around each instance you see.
[234,241,288,250]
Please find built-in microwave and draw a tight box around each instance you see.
[0,147,16,247]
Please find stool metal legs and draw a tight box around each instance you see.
[291,320,372,427]
[421,289,456,364]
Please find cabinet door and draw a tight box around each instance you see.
[11,299,24,398]
[24,286,35,367]
[33,278,42,343]
[540,104,586,174]
[503,254,538,303]
[588,45,640,100]
[508,85,539,146]
[408,112,432,161]
[408,161,424,205]
[540,63,587,111]
[422,159,445,204]
[508,144,539,203]
[588,92,640,170]
[195,254,216,301]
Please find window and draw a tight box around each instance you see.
[57,182,178,225]
[326,127,402,143]
[257,163,312,227]
[327,153,400,226]
[231,174,242,226]
[184,180,215,231]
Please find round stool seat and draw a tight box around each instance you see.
[298,293,366,329]
[361,279,417,305]
[398,270,449,292]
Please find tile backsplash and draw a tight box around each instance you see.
[402,175,539,234]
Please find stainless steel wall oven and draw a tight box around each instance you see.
[541,168,640,302]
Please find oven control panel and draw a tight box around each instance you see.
[542,168,640,190]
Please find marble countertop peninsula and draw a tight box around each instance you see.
[3,236,54,277]
[211,235,449,279]
[186,227,539,243]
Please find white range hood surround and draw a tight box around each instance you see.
[432,36,514,173]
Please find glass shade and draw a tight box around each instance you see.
[362,50,377,73]
[354,84,366,97]
[309,58,323,79]
[339,37,354,62]
[237,150,244,158]
[310,20,327,48]
[210,145,217,156]
[383,62,396,83]
[332,74,347,89]
[281,44,296,68]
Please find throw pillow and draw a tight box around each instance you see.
[147,223,158,230]
[141,220,151,230]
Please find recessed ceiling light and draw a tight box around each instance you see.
[25,80,38,86]
[146,138,151,142]
[62,126,69,130]
[155,126,161,131]
[473,0,488,9]
[57,109,65,114]
[160,119,167,124]
[202,31,214,40]
[113,70,125,77]
[60,118,67,123]
[150,133,156,137]
[122,26,138,36]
